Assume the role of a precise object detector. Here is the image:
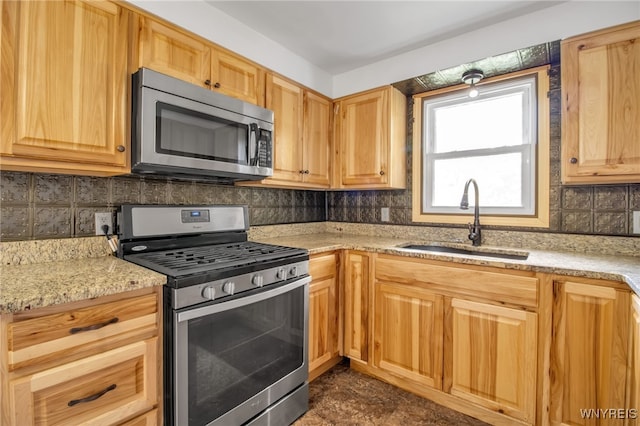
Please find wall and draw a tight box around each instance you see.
[0,174,326,240]
[327,49,640,237]
[333,2,640,97]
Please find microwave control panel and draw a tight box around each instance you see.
[258,130,272,168]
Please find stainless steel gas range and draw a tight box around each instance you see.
[117,205,310,426]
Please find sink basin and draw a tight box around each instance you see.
[399,244,529,261]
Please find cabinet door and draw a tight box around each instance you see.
[550,281,630,426]
[265,74,304,183]
[308,253,340,378]
[373,281,443,389]
[343,251,371,363]
[302,91,332,187]
[630,295,640,423]
[8,338,157,426]
[1,0,129,174]
[561,21,640,184]
[448,299,537,424]
[137,16,210,87]
[211,49,264,105]
[337,89,389,186]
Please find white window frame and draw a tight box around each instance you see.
[411,66,550,228]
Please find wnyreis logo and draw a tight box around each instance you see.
[580,408,638,419]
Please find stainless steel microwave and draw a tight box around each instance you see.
[131,68,273,181]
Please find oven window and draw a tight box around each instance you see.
[156,102,248,164]
[185,285,305,425]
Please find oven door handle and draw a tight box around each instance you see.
[176,276,311,323]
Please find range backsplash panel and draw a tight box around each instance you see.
[0,174,326,240]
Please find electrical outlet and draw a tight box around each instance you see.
[95,212,113,236]
[633,211,640,235]
[381,207,390,222]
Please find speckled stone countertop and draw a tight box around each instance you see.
[0,237,166,314]
[252,232,640,296]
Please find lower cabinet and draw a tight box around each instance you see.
[447,298,537,423]
[549,279,631,426]
[630,295,640,415]
[373,281,443,389]
[343,251,372,364]
[308,252,341,380]
[0,287,162,426]
[357,253,540,425]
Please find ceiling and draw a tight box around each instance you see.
[205,1,564,75]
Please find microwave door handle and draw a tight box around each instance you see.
[249,123,259,166]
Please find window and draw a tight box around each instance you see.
[412,67,550,227]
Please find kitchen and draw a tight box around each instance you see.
[1,1,639,425]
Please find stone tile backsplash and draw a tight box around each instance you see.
[0,174,326,240]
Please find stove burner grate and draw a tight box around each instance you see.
[126,241,305,277]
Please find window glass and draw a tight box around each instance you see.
[421,74,537,216]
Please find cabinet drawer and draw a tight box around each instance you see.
[376,255,538,308]
[7,294,158,371]
[310,252,337,282]
[7,338,158,426]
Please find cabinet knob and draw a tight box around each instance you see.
[304,170,309,174]
[570,157,578,164]
[204,79,211,86]
[214,82,221,88]
[299,170,304,174]
[116,145,125,152]
[379,170,385,176]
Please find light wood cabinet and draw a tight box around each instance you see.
[308,252,341,380]
[137,16,265,105]
[373,280,443,389]
[343,251,372,364]
[550,280,631,425]
[629,295,640,421]
[447,298,537,424]
[334,86,406,189]
[243,74,332,189]
[0,287,162,426]
[366,254,540,425]
[561,20,640,184]
[0,0,131,176]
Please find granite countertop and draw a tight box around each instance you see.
[2,228,638,314]
[0,239,166,314]
[252,232,640,296]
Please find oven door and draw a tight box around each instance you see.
[172,277,310,426]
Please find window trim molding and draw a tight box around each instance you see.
[411,66,550,228]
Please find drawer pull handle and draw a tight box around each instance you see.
[69,317,118,334]
[68,384,117,407]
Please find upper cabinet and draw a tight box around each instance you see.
[137,17,265,106]
[334,86,407,189]
[561,21,640,184]
[241,74,332,189]
[0,0,131,176]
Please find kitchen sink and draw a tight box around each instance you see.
[398,244,529,261]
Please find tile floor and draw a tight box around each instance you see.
[294,360,490,425]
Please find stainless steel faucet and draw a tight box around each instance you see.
[460,178,481,246]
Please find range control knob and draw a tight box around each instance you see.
[202,286,216,301]
[222,281,236,295]
[252,274,264,287]
[276,268,287,280]
[289,266,298,277]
